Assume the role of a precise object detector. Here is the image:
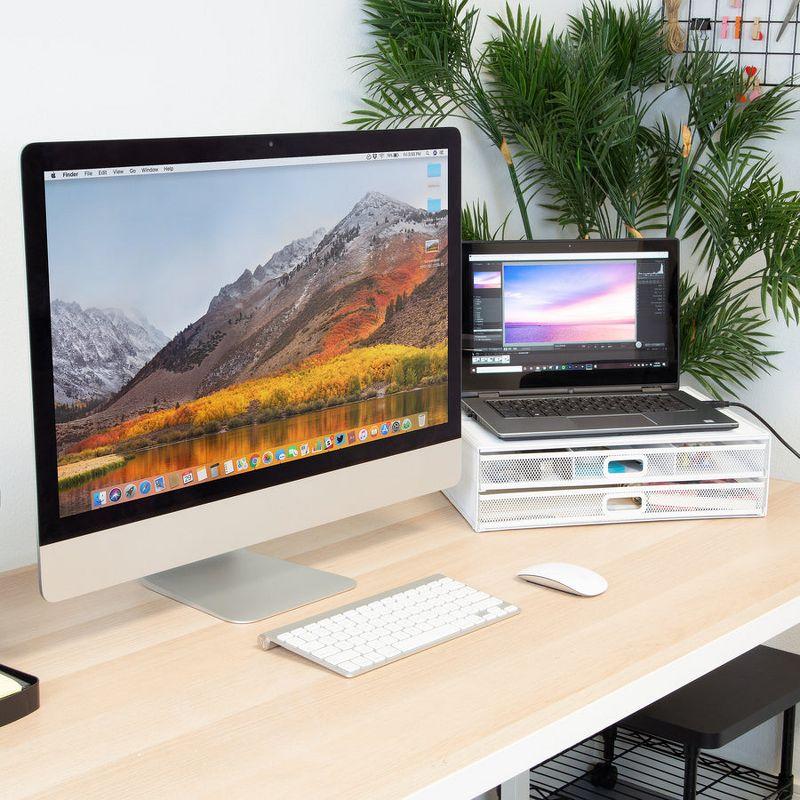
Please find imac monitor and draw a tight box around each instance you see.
[22,129,461,620]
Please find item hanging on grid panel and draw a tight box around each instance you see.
[721,15,730,38]
[751,16,764,40]
[777,0,800,40]
[750,68,763,100]
[689,17,712,38]
[734,15,742,38]
[664,0,686,53]
[742,65,762,101]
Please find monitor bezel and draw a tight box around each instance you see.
[461,238,680,395]
[22,128,461,547]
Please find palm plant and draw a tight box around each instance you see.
[349,0,800,397]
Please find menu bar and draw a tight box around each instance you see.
[44,148,448,182]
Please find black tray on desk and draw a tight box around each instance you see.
[0,664,39,727]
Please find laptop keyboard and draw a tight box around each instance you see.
[487,394,691,419]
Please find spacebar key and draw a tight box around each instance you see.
[396,624,461,653]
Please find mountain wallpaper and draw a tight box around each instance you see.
[52,189,448,510]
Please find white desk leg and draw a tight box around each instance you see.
[500,770,529,800]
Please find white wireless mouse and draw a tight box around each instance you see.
[517,562,608,597]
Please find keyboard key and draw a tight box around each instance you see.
[366,652,386,664]
[468,597,503,613]
[328,650,359,665]
[396,624,461,653]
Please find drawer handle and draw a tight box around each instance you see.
[604,456,647,477]
[604,494,645,514]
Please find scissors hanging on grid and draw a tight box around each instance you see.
[777,0,800,41]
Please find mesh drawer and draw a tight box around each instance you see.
[479,443,768,490]
[477,482,766,530]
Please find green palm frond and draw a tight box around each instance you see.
[462,201,510,240]
[675,43,747,146]
[567,0,671,92]
[684,145,800,323]
[350,0,483,130]
[633,116,682,231]
[718,80,798,151]
[679,277,779,397]
[684,145,772,271]
[485,5,567,133]
[509,40,641,237]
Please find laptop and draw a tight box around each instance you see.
[461,239,737,439]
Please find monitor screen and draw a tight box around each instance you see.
[463,242,678,392]
[42,146,451,519]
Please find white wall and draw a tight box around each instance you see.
[1,0,799,775]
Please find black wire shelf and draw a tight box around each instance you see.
[530,729,785,800]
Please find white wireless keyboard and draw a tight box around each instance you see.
[258,574,520,677]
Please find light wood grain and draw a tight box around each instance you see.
[2,482,800,799]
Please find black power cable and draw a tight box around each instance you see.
[706,400,800,460]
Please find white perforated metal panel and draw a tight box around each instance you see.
[477,482,766,530]
[480,453,573,489]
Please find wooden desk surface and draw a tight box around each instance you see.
[2,481,800,800]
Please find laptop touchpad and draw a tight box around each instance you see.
[567,414,654,429]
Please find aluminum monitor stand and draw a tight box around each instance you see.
[141,548,356,623]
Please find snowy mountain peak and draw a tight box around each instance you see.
[348,191,416,219]
[208,269,257,313]
[50,300,168,405]
[253,226,326,283]
[209,228,327,313]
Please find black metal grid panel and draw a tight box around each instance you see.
[530,728,783,800]
[661,0,799,86]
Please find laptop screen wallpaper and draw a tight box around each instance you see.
[502,261,637,346]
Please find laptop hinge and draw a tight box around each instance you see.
[641,385,662,393]
[477,392,501,399]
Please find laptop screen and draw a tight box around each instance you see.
[463,241,679,394]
